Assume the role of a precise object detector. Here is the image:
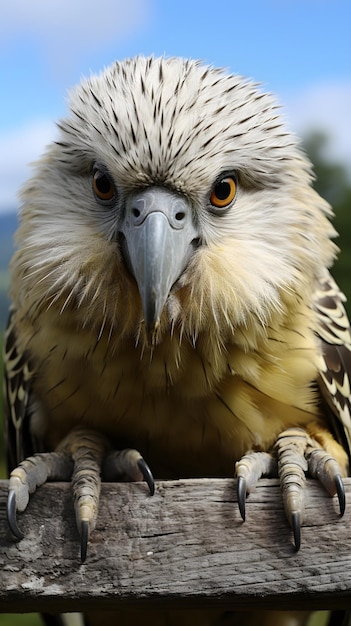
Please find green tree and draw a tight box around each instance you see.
[303,131,351,318]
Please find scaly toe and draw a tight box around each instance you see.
[306,447,346,516]
[103,448,155,494]
[7,451,74,540]
[235,451,277,520]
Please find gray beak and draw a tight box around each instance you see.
[119,187,198,344]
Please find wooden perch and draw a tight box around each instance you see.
[0,478,351,613]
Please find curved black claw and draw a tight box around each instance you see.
[291,511,301,552]
[335,474,346,517]
[80,520,89,563]
[237,476,247,521]
[137,458,155,496]
[7,490,24,539]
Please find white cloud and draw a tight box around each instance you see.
[0,120,57,212]
[1,0,152,77]
[1,0,150,42]
[282,81,351,175]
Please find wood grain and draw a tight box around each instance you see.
[0,478,350,613]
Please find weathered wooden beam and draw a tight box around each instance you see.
[0,478,351,613]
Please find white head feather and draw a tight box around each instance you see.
[13,56,337,348]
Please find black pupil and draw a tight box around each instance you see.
[96,173,111,194]
[215,180,231,200]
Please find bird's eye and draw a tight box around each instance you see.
[210,176,237,209]
[93,168,115,202]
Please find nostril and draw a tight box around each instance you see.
[132,208,141,219]
[175,211,185,221]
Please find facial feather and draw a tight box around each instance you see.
[13,57,336,350]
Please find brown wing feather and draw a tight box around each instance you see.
[3,309,35,469]
[314,273,351,459]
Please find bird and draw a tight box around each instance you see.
[3,55,351,626]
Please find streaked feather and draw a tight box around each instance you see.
[3,310,34,468]
[315,273,351,454]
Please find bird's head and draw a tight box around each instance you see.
[14,56,336,351]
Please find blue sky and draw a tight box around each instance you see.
[1,0,350,212]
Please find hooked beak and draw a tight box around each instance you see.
[119,187,199,344]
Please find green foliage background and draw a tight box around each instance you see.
[0,133,349,625]
[303,132,351,318]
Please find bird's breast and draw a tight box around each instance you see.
[28,318,319,478]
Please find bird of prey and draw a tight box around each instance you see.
[3,56,351,626]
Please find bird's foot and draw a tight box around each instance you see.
[235,427,345,550]
[7,427,154,561]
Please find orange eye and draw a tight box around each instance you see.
[210,176,237,209]
[93,169,115,202]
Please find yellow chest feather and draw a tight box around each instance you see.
[26,309,321,478]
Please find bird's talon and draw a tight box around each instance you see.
[291,511,301,552]
[335,474,346,516]
[137,458,155,496]
[7,489,24,539]
[235,451,276,522]
[80,520,89,563]
[236,475,247,521]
